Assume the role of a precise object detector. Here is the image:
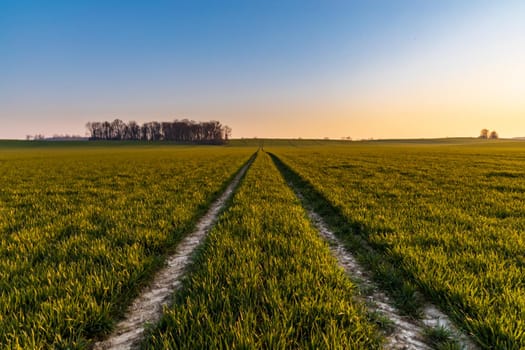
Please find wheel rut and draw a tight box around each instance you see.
[305,206,477,349]
[270,153,478,350]
[93,156,254,350]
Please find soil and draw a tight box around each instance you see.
[93,159,253,350]
[297,190,478,350]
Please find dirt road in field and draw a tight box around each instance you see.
[93,156,254,350]
[290,185,478,350]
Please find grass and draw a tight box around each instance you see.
[0,143,253,348]
[423,326,462,350]
[142,151,382,349]
[269,152,425,318]
[271,141,525,349]
[4,139,525,348]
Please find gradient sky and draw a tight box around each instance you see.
[1,0,524,139]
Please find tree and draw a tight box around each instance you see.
[479,129,489,139]
[150,122,162,141]
[128,121,140,140]
[86,122,103,140]
[102,121,111,140]
[489,131,499,139]
[110,119,126,140]
[141,122,152,141]
[224,126,232,141]
[85,119,231,143]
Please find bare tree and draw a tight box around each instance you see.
[224,126,232,141]
[85,119,231,143]
[141,122,152,141]
[150,122,162,141]
[479,129,489,139]
[110,119,126,140]
[128,121,140,140]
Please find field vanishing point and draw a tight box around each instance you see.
[1,139,524,349]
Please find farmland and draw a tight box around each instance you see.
[142,151,381,349]
[1,139,524,349]
[0,143,253,348]
[272,140,525,349]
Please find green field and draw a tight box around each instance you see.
[0,144,252,348]
[271,140,525,349]
[1,140,524,349]
[142,151,381,349]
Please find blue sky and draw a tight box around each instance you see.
[1,1,524,139]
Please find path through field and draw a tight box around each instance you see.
[275,154,479,350]
[95,150,478,349]
[93,157,254,350]
[305,205,478,349]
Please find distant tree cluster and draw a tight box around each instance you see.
[479,129,499,139]
[26,134,86,141]
[86,119,231,143]
[26,134,46,141]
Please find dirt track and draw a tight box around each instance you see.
[93,158,253,350]
[293,186,478,350]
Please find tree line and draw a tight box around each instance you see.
[479,128,498,139]
[86,119,231,143]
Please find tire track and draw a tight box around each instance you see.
[305,206,477,349]
[271,153,478,349]
[93,156,254,350]
[308,206,478,350]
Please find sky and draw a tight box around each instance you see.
[1,0,524,140]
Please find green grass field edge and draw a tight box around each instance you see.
[140,151,383,349]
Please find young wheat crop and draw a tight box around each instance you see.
[0,144,252,348]
[273,142,525,349]
[142,151,382,349]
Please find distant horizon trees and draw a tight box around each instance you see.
[479,129,499,139]
[86,119,231,143]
